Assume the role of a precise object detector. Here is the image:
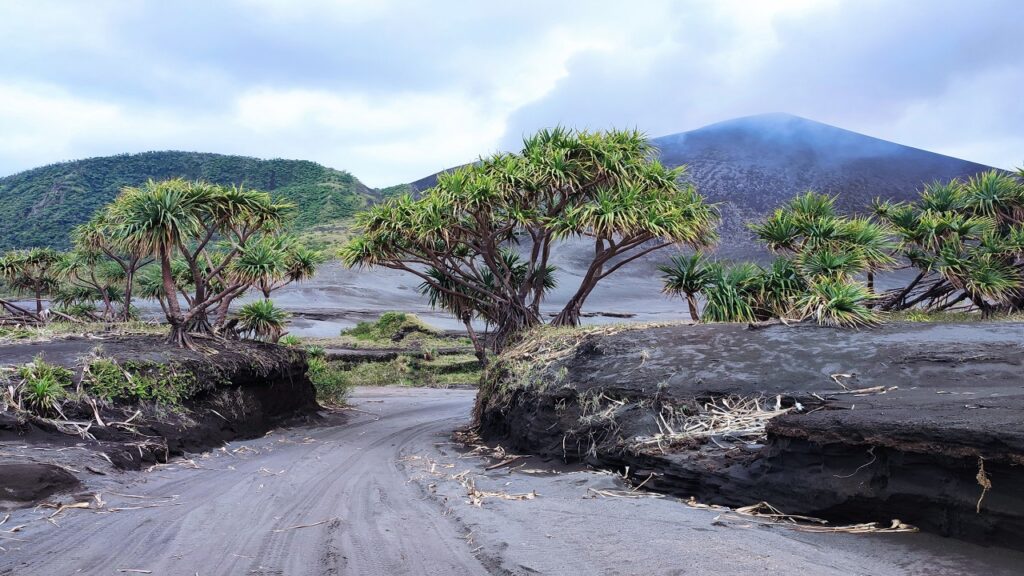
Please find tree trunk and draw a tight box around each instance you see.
[880,270,926,311]
[122,270,134,322]
[213,289,244,331]
[185,254,212,337]
[867,271,875,294]
[552,240,606,327]
[462,312,488,367]
[552,298,583,327]
[686,293,700,322]
[99,287,113,322]
[34,283,43,315]
[492,303,541,354]
[160,246,190,348]
[552,276,601,327]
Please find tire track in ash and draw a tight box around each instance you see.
[0,388,489,576]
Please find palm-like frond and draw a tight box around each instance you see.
[236,299,290,342]
[796,278,879,327]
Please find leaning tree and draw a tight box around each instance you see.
[341,128,718,357]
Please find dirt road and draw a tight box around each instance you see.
[3,387,1023,575]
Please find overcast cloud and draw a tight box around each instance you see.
[0,0,1020,186]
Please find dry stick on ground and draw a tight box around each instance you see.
[712,501,918,534]
[271,517,338,532]
[587,488,664,500]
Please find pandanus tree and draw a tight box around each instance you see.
[71,212,154,321]
[873,170,1024,314]
[0,248,60,320]
[105,178,294,346]
[53,250,124,321]
[658,252,712,321]
[341,128,718,357]
[747,191,895,326]
[663,191,894,327]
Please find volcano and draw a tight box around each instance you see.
[409,113,996,260]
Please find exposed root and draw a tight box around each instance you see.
[632,395,793,453]
[976,457,992,513]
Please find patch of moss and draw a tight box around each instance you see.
[86,358,199,405]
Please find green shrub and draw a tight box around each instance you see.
[308,356,351,405]
[279,334,303,347]
[17,355,73,415]
[342,311,437,342]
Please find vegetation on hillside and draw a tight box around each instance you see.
[342,128,718,361]
[0,151,377,250]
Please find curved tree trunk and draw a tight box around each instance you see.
[34,282,44,316]
[686,293,700,322]
[462,312,488,367]
[552,276,600,327]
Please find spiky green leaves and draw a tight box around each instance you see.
[236,299,290,343]
[876,169,1024,311]
[343,127,718,343]
[797,279,877,327]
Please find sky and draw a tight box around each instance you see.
[0,0,1021,187]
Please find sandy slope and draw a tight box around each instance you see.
[2,388,1022,575]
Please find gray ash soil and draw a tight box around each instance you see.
[4,387,1024,576]
[477,321,1024,549]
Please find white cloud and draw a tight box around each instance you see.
[0,0,1020,184]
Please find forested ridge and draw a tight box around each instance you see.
[0,151,378,249]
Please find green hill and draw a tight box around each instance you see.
[0,151,379,250]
